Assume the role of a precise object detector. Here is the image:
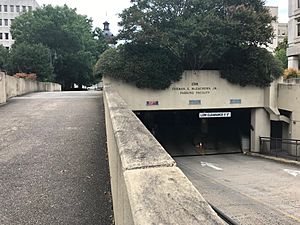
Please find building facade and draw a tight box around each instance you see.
[278,22,288,44]
[267,6,288,53]
[104,70,300,156]
[0,0,39,49]
[287,0,300,69]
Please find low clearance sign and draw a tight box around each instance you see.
[199,112,231,118]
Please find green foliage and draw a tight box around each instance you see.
[10,43,54,81]
[275,37,288,69]
[96,44,183,90]
[275,49,288,69]
[93,27,111,57]
[95,48,123,81]
[54,51,95,87]
[0,45,9,72]
[105,0,280,89]
[118,0,273,66]
[11,5,91,52]
[220,47,283,87]
[10,5,108,88]
[276,37,288,50]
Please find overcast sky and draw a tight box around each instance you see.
[36,0,288,34]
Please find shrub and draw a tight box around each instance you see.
[220,47,283,87]
[14,73,37,80]
[283,68,300,79]
[96,44,183,90]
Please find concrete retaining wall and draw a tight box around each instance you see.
[278,83,300,140]
[104,85,225,225]
[0,72,6,104]
[0,72,61,103]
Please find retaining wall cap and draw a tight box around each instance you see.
[104,86,176,170]
[104,86,128,109]
[124,167,225,225]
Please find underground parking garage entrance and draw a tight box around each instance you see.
[135,109,252,157]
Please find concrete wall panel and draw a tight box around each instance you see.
[0,72,6,104]
[5,75,18,99]
[251,108,271,152]
[278,83,300,139]
[104,70,265,111]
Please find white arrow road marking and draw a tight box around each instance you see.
[201,162,223,171]
[283,169,300,177]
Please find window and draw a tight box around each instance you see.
[16,5,20,12]
[5,33,9,40]
[0,33,2,40]
[10,5,14,12]
[298,18,300,37]
[10,19,14,25]
[0,20,2,26]
[4,19,8,26]
[298,0,300,8]
[0,5,2,12]
[22,6,26,12]
[4,5,7,12]
[28,6,32,11]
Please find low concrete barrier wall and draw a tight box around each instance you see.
[1,73,61,101]
[0,72,6,104]
[104,86,225,225]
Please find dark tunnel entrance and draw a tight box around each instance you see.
[135,109,251,157]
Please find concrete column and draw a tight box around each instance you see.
[0,72,6,104]
[291,112,300,140]
[288,56,299,69]
[251,108,270,152]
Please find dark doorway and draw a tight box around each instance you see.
[271,121,283,138]
[271,121,283,150]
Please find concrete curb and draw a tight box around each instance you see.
[0,102,7,108]
[244,152,300,167]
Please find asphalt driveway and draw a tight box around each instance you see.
[176,154,300,225]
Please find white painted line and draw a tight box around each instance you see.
[201,162,223,171]
[283,169,300,177]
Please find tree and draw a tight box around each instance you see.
[102,0,281,89]
[220,46,283,87]
[0,45,9,72]
[119,0,273,68]
[54,51,95,87]
[9,43,54,81]
[96,44,183,89]
[11,5,108,88]
[94,48,124,81]
[275,37,288,69]
[93,27,113,54]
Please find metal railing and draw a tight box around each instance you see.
[259,137,300,161]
